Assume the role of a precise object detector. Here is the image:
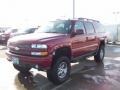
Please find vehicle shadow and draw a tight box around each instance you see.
[14,59,106,90]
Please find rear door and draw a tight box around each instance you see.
[84,21,98,53]
[71,21,87,57]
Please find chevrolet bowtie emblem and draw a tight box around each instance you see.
[15,47,20,50]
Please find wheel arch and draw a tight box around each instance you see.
[51,46,72,67]
[99,40,105,47]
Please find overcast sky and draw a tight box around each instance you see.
[0,0,120,27]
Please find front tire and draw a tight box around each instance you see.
[13,64,31,73]
[47,56,71,85]
[94,45,105,63]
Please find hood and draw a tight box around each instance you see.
[9,33,66,43]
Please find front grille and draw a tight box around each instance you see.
[8,43,31,56]
[9,48,31,56]
[17,44,30,48]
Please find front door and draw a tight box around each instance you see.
[71,21,87,58]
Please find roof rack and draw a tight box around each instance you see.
[78,18,99,22]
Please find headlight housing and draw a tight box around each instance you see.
[31,44,47,49]
[31,52,48,56]
[31,44,48,56]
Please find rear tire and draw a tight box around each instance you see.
[94,45,105,63]
[13,64,31,73]
[47,56,71,85]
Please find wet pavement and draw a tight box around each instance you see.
[0,44,120,90]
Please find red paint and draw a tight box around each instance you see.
[6,18,106,70]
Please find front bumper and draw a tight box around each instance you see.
[6,50,52,70]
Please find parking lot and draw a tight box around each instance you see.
[0,44,120,90]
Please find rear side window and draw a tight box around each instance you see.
[93,22,105,33]
[84,22,95,34]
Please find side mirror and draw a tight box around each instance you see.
[76,29,84,34]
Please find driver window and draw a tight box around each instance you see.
[74,21,85,34]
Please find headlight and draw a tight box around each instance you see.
[31,52,48,56]
[31,44,47,49]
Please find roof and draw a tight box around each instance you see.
[56,18,100,23]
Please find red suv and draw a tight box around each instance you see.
[6,18,106,85]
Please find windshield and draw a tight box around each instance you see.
[35,20,71,34]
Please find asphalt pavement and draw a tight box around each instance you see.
[0,44,120,90]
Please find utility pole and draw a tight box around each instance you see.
[113,11,120,42]
[73,0,75,19]
[113,12,120,24]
